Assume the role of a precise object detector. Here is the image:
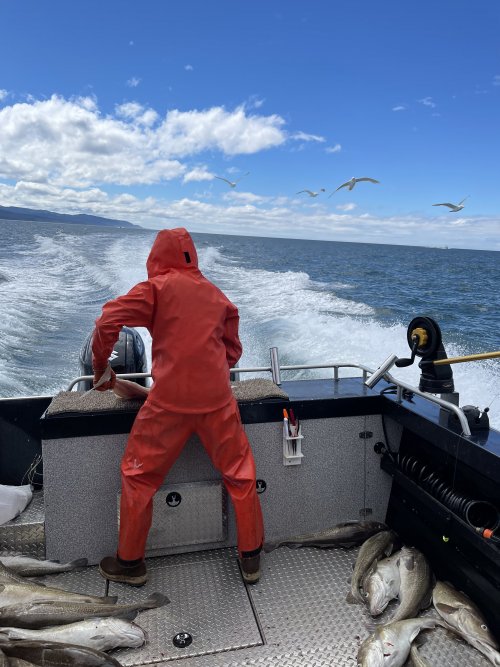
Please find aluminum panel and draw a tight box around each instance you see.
[118,481,227,555]
[27,547,491,667]
[109,549,262,665]
[0,490,45,558]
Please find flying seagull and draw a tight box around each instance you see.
[214,172,250,188]
[329,177,380,197]
[432,197,468,212]
[296,189,326,197]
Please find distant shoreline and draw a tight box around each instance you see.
[0,205,138,228]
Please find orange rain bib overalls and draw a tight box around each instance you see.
[92,228,264,560]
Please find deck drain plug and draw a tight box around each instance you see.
[173,632,193,648]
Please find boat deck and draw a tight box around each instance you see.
[31,547,491,667]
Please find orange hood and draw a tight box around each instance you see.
[146,228,199,278]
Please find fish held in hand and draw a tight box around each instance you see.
[357,617,441,667]
[264,521,387,552]
[112,378,149,400]
[0,592,168,629]
[0,582,117,607]
[364,551,401,616]
[0,638,124,666]
[433,580,500,664]
[0,617,146,651]
[346,530,398,604]
[0,555,87,577]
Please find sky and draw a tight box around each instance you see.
[0,0,499,250]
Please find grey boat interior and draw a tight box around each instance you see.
[1,318,500,666]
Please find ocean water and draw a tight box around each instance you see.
[1,219,499,428]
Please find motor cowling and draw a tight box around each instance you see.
[78,326,148,391]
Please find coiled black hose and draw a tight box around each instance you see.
[397,454,500,531]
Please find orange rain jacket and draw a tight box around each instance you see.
[92,228,242,413]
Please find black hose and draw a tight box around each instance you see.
[397,454,500,531]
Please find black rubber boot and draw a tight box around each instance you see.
[99,555,147,586]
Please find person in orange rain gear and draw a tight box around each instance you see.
[92,228,264,586]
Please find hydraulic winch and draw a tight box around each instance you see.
[366,315,500,433]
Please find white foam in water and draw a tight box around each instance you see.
[197,244,500,431]
[1,230,499,431]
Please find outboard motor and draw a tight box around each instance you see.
[78,326,148,391]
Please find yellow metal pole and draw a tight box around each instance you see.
[434,351,500,366]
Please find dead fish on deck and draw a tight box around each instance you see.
[0,555,87,577]
[433,580,500,665]
[357,617,442,667]
[387,546,433,623]
[0,582,117,607]
[0,617,146,651]
[264,521,388,552]
[0,638,123,666]
[364,551,401,616]
[409,643,431,667]
[346,530,398,604]
[0,564,41,587]
[0,592,168,629]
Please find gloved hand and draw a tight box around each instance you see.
[93,365,116,391]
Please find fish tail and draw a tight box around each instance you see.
[263,543,278,553]
[118,610,139,621]
[142,592,170,608]
[68,558,88,569]
[345,591,362,605]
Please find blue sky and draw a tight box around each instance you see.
[1,0,499,249]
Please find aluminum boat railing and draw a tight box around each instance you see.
[66,348,473,437]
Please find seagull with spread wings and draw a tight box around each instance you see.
[432,197,468,212]
[296,189,326,197]
[214,172,250,188]
[328,177,380,197]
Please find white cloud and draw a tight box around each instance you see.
[157,106,286,156]
[0,96,287,187]
[126,77,141,88]
[183,167,213,183]
[0,89,8,102]
[184,64,194,71]
[392,105,406,111]
[292,131,325,143]
[244,95,265,110]
[418,97,436,108]
[1,178,498,250]
[336,203,356,211]
[325,144,342,154]
[223,191,271,204]
[493,75,500,86]
[115,102,158,126]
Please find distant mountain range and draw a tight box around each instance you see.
[0,205,137,228]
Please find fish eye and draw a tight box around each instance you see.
[481,624,488,630]
[364,591,369,597]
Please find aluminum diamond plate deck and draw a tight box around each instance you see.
[0,489,45,558]
[29,547,494,667]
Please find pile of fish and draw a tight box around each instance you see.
[264,521,500,667]
[342,530,500,667]
[0,554,169,667]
